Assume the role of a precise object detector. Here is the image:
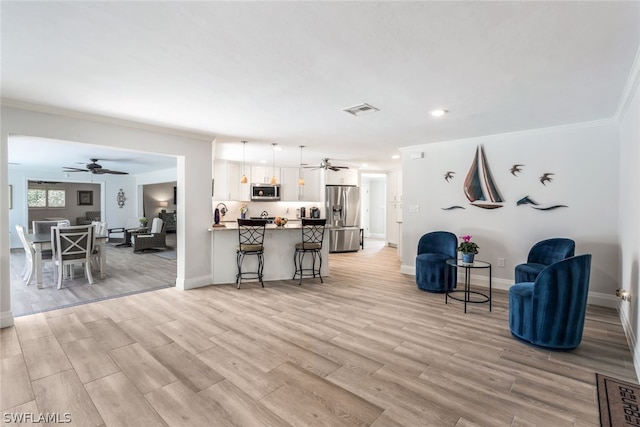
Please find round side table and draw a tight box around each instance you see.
[445,258,492,313]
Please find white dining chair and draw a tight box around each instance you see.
[15,224,53,285]
[16,224,35,284]
[91,221,108,270]
[32,220,59,235]
[51,225,95,289]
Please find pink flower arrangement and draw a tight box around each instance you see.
[458,235,479,254]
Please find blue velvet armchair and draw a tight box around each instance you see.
[509,254,591,350]
[515,238,575,283]
[415,231,457,293]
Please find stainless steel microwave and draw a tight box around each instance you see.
[251,184,281,201]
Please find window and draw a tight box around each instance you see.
[28,189,66,208]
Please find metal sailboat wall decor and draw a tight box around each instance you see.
[463,145,504,209]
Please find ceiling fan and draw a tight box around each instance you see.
[63,158,129,175]
[304,158,349,171]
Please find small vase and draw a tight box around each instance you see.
[462,252,475,263]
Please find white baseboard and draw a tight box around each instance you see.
[177,275,214,290]
[400,265,616,308]
[400,264,415,275]
[618,302,640,381]
[0,310,15,328]
[588,292,617,308]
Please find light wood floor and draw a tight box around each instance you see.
[1,240,636,426]
[9,234,177,317]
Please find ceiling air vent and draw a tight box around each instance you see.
[343,103,380,116]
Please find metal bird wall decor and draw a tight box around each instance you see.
[539,173,554,185]
[510,164,524,176]
[440,147,567,212]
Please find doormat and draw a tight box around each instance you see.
[597,373,640,426]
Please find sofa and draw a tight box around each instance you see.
[76,211,101,226]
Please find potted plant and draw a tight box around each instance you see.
[458,235,479,263]
[139,217,148,228]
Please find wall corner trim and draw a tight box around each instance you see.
[0,311,15,328]
[615,46,640,121]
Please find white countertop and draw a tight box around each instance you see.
[209,223,302,231]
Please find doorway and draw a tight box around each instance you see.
[360,173,387,240]
[8,135,179,316]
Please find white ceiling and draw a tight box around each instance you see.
[3,1,639,172]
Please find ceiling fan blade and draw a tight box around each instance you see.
[63,167,88,172]
[95,168,128,175]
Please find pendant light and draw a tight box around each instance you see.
[240,141,248,184]
[298,145,305,186]
[270,143,278,184]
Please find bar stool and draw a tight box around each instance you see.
[236,219,268,289]
[293,218,326,285]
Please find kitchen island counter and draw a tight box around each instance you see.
[209,224,329,284]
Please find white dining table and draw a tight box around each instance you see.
[28,232,107,288]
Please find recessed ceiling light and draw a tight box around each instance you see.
[391,154,400,159]
[260,160,267,164]
[430,109,448,117]
[361,163,368,167]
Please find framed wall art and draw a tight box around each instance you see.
[77,190,93,206]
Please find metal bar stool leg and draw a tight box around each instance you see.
[258,252,265,287]
[317,250,323,283]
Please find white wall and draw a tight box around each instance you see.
[1,105,213,327]
[618,65,640,379]
[141,180,177,219]
[400,120,620,306]
[369,177,386,238]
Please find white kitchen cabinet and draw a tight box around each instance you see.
[387,201,398,247]
[386,170,402,248]
[251,165,280,184]
[213,160,241,200]
[300,168,321,201]
[280,167,321,201]
[325,168,359,186]
[387,170,402,203]
[281,167,301,201]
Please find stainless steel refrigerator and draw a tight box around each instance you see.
[326,185,361,252]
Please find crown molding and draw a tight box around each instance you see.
[615,46,640,122]
[1,98,216,142]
